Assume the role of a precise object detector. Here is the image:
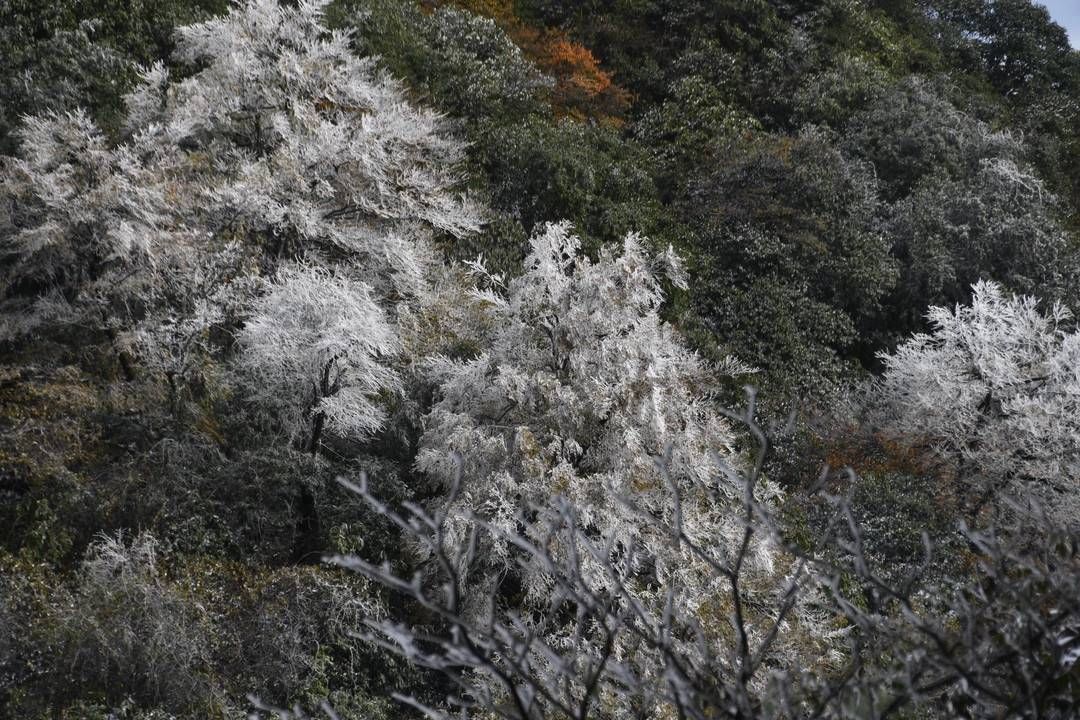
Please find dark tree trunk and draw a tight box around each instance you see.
[292,410,327,563]
[306,411,325,456]
[292,482,323,565]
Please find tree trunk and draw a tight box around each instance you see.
[292,482,323,564]
[306,411,325,456]
[291,410,327,563]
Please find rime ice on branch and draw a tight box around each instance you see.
[879,281,1080,523]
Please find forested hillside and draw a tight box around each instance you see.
[1,0,1079,717]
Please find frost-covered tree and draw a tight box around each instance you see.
[125,0,481,300]
[124,239,263,417]
[337,454,1080,720]
[59,532,217,712]
[0,110,175,339]
[878,281,1080,523]
[419,223,736,585]
[2,0,482,327]
[239,264,401,453]
[411,223,829,710]
[123,0,481,426]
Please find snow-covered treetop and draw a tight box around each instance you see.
[418,223,767,598]
[2,0,482,343]
[410,224,828,703]
[238,263,402,447]
[879,281,1080,520]
[0,109,193,337]
[125,0,480,296]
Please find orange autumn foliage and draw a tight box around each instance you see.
[521,29,633,122]
[431,0,632,123]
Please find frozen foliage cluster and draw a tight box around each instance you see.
[0,110,175,336]
[239,264,402,448]
[61,533,219,710]
[126,0,481,293]
[339,403,1080,720]
[337,417,829,720]
[879,281,1080,523]
[2,0,483,297]
[418,224,766,594]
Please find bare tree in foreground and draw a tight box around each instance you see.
[252,390,1080,720]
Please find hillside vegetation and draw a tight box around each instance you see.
[2,0,1080,717]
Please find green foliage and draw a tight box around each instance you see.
[932,0,1078,105]
[471,116,665,256]
[843,77,1007,202]
[840,469,963,583]
[884,161,1075,323]
[0,365,110,566]
[0,0,226,152]
[329,0,666,276]
[329,0,550,121]
[113,437,410,565]
[914,0,1080,214]
[517,0,786,106]
[683,130,897,395]
[635,75,761,192]
[842,77,1079,338]
[791,52,892,128]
